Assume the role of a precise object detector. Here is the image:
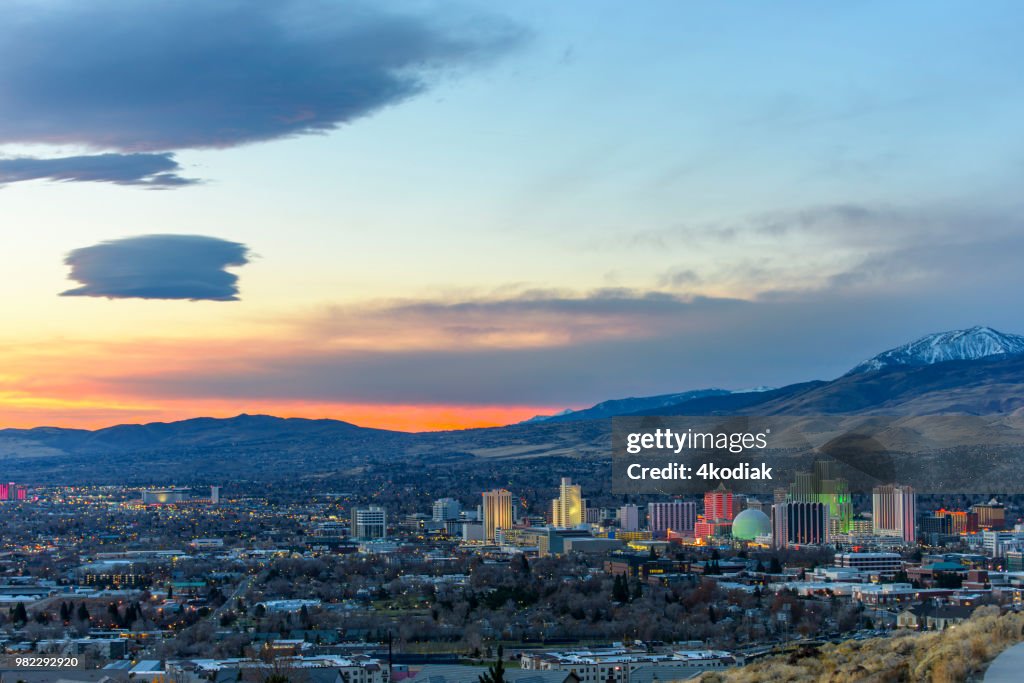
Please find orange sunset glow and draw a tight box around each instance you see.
[0,395,560,433]
[0,318,576,431]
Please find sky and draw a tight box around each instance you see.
[2,0,1024,432]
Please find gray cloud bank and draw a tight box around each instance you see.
[0,153,197,188]
[62,235,250,301]
[0,1,522,152]
[107,267,1024,406]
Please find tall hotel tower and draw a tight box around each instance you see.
[872,484,917,543]
[771,501,829,548]
[649,501,698,536]
[704,484,735,521]
[551,477,583,528]
[482,489,513,542]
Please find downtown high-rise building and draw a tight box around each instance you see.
[935,508,979,535]
[551,477,583,528]
[771,501,829,548]
[972,499,1006,530]
[872,484,916,543]
[745,499,768,513]
[789,461,853,534]
[648,501,697,536]
[618,504,641,532]
[482,489,513,542]
[351,506,387,540]
[432,497,462,522]
[0,482,25,502]
[704,485,734,522]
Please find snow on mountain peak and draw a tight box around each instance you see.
[847,326,1024,375]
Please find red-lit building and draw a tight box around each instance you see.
[694,518,732,541]
[0,482,25,502]
[704,485,734,522]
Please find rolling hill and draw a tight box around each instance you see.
[4,326,1024,482]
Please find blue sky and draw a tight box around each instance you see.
[1,1,1023,430]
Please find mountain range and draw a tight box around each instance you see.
[846,325,1024,375]
[524,326,1024,421]
[520,388,735,424]
[4,325,1024,482]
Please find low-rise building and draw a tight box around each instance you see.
[834,552,903,574]
[896,604,977,630]
[521,647,736,683]
[170,654,388,683]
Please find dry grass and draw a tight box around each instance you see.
[699,606,1024,683]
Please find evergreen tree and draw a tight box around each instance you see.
[631,580,642,601]
[59,602,70,622]
[77,603,90,622]
[12,602,28,625]
[478,645,506,683]
[612,574,630,602]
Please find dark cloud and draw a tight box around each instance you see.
[0,153,197,188]
[61,235,250,301]
[0,1,523,152]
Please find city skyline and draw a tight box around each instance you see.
[3,471,1020,677]
[4,1,1024,431]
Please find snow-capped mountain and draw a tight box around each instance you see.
[846,326,1024,375]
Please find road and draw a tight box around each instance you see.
[213,574,254,621]
[984,641,1024,682]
